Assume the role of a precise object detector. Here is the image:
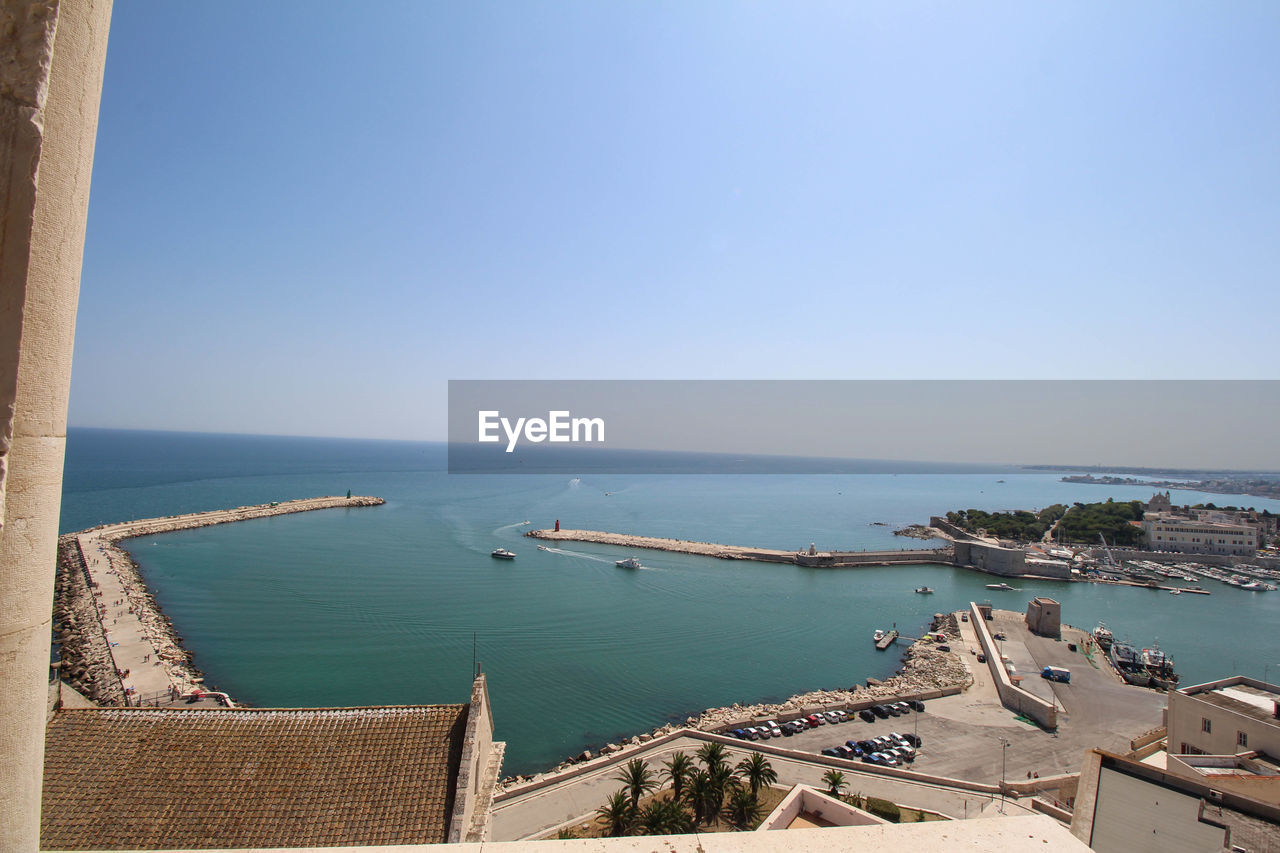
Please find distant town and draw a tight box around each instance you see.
[1027,465,1280,501]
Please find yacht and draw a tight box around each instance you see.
[615,557,642,569]
[985,582,1014,591]
[490,548,516,560]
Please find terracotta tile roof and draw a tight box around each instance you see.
[42,705,468,849]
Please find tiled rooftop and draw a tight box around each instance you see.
[42,705,469,849]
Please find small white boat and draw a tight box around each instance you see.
[491,548,516,560]
[986,582,1014,590]
[1169,588,1182,595]
[873,629,886,643]
[536,545,549,551]
[914,586,934,594]
[615,557,642,569]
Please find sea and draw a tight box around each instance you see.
[59,428,1280,775]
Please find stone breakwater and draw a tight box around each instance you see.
[502,614,971,787]
[527,529,798,561]
[52,496,385,706]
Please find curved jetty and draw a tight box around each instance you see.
[53,496,384,707]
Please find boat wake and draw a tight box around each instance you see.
[538,546,654,568]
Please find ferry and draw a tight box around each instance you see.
[615,557,642,569]
[985,582,1014,591]
[491,548,516,560]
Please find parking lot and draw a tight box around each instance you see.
[736,609,1167,784]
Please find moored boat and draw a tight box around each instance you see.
[1110,641,1150,686]
[1093,623,1114,651]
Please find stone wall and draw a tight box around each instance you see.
[968,602,1057,730]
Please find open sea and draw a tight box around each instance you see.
[59,428,1280,775]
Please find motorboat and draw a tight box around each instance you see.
[914,586,934,594]
[985,582,1014,590]
[536,545,549,551]
[491,548,516,560]
[615,557,642,569]
[873,629,886,643]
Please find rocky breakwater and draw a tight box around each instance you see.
[527,528,798,561]
[52,496,385,706]
[501,613,972,788]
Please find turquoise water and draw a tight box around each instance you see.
[60,429,1280,774]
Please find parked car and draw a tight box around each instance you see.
[993,632,1007,640]
[871,705,890,718]
[821,747,840,757]
[834,745,855,758]
[909,699,925,712]
[937,644,951,652]
[892,702,911,714]
[824,711,842,724]
[900,732,922,747]
[859,709,876,723]
[807,714,826,726]
[961,612,969,621]
[743,727,759,740]
[731,728,747,739]
[858,739,876,752]
[885,704,902,717]
[977,653,987,663]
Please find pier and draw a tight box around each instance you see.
[525,529,953,567]
[56,496,384,707]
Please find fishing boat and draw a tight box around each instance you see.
[1092,623,1114,651]
[1110,641,1150,686]
[1142,644,1179,690]
[490,548,516,560]
[914,586,934,594]
[615,557,642,569]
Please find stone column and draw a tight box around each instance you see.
[0,1,112,850]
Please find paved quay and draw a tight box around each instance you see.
[69,496,384,706]
[492,731,1036,841]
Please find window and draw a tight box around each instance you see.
[1202,718,1212,734]
[1238,731,1248,748]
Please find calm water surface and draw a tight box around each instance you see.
[60,429,1280,774]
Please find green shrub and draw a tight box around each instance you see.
[864,796,901,822]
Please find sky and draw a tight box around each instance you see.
[69,2,1280,462]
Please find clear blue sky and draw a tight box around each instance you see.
[70,2,1280,444]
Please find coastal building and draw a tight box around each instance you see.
[41,674,503,849]
[1071,748,1280,852]
[1167,676,1280,792]
[1025,597,1061,639]
[1140,512,1258,557]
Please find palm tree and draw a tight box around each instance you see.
[636,797,695,835]
[696,741,728,775]
[613,758,658,810]
[723,786,764,830]
[663,751,694,803]
[595,790,635,837]
[822,769,845,797]
[735,753,778,798]
[683,769,721,826]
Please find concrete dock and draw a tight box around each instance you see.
[60,496,384,706]
[526,529,953,567]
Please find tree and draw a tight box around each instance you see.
[697,741,728,774]
[614,758,658,810]
[595,790,635,837]
[822,769,845,797]
[684,769,726,826]
[663,751,694,803]
[636,797,694,835]
[722,786,763,830]
[735,752,778,798]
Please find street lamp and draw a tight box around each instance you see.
[999,738,1010,813]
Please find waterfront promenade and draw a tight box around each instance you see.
[64,496,384,706]
[527,528,953,566]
